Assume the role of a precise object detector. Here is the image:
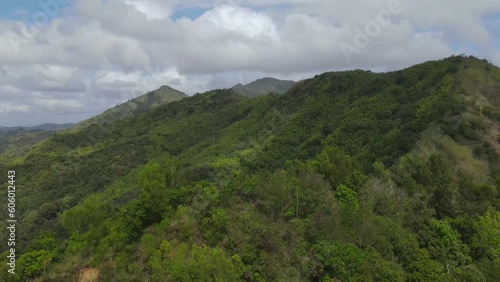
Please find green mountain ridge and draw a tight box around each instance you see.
[0,123,74,132]
[231,77,295,97]
[28,123,75,131]
[0,124,74,161]
[1,55,500,281]
[74,84,188,129]
[0,86,187,162]
[0,130,54,161]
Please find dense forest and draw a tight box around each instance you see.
[1,55,499,281]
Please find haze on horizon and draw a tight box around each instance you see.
[0,0,499,126]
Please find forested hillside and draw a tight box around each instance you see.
[0,130,54,160]
[0,86,186,163]
[0,123,73,161]
[1,55,499,281]
[74,85,187,129]
[231,77,295,97]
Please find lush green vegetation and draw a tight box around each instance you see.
[0,130,55,161]
[1,55,499,281]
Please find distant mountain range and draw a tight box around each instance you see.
[0,123,74,132]
[73,77,294,129]
[0,123,73,159]
[1,77,293,131]
[0,77,291,159]
[231,77,295,97]
[0,85,187,158]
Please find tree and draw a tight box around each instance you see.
[472,209,500,260]
[139,163,169,223]
[335,184,360,210]
[419,219,471,269]
[312,240,368,281]
[149,242,244,282]
[317,146,361,190]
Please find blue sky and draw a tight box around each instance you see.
[0,0,72,19]
[484,13,500,48]
[0,0,38,17]
[171,7,206,21]
[0,1,294,21]
[0,0,207,21]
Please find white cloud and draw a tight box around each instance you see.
[32,98,84,111]
[0,102,30,114]
[197,5,280,40]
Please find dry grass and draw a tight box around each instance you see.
[457,57,500,108]
[414,125,489,182]
[78,268,100,282]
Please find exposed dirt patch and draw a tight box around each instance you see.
[78,268,99,282]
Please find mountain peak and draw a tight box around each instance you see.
[75,85,187,128]
[159,85,177,91]
[254,77,284,82]
[231,77,295,98]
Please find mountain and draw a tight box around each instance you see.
[0,86,186,162]
[75,85,187,128]
[28,123,74,131]
[0,130,54,160]
[1,55,500,281]
[0,123,73,132]
[231,77,295,97]
[0,124,73,160]
[24,123,75,131]
[0,126,19,132]
[0,86,186,163]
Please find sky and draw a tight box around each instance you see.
[0,0,499,126]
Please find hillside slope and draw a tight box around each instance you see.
[0,124,74,163]
[0,86,186,162]
[0,130,54,161]
[231,77,295,97]
[1,55,499,281]
[28,123,74,131]
[75,85,187,128]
